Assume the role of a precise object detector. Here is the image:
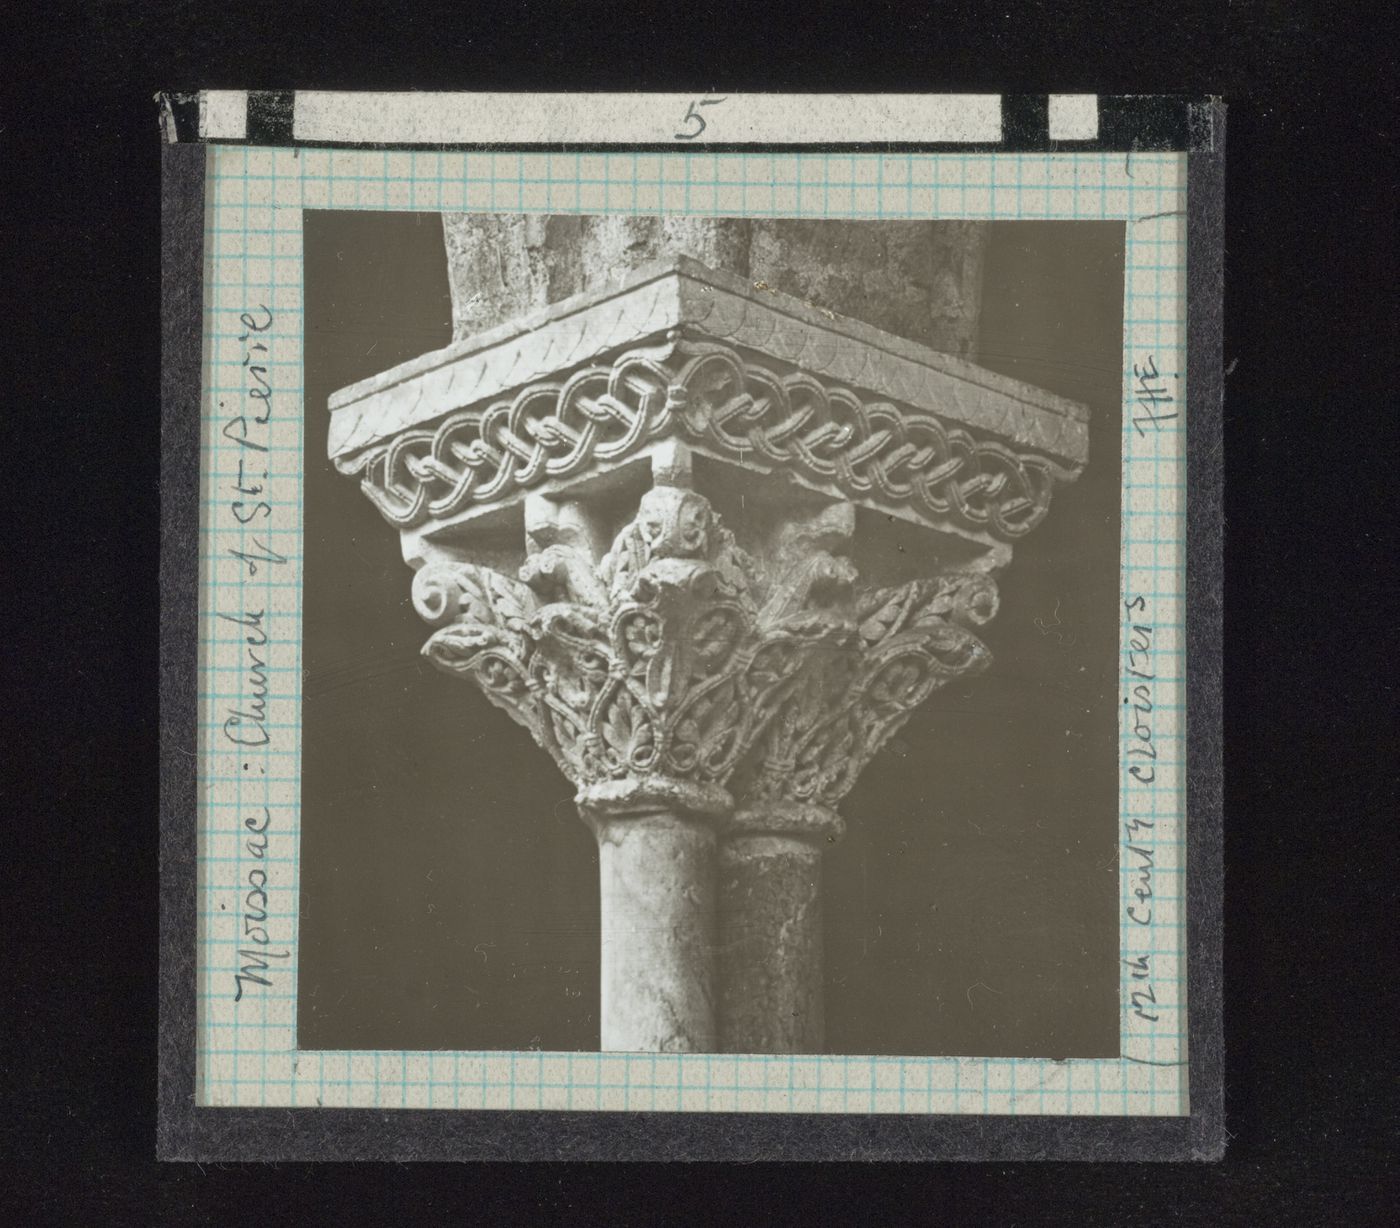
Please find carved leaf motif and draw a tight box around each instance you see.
[892,573,999,632]
[470,651,533,701]
[540,684,595,779]
[597,529,644,600]
[761,553,858,622]
[411,493,998,801]
[462,568,537,631]
[688,607,744,680]
[917,621,989,674]
[864,655,931,712]
[857,585,918,646]
[413,561,534,628]
[733,570,997,809]
[423,622,499,673]
[419,566,536,689]
[599,686,656,772]
[708,532,760,607]
[617,609,664,665]
[746,639,800,692]
[792,712,858,800]
[674,673,751,772]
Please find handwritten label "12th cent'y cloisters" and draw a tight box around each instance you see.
[1122,594,1163,1024]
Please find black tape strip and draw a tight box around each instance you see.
[246,91,295,144]
[1099,95,1194,151]
[1000,94,1050,150]
[158,140,206,1162]
[165,93,201,144]
[1182,98,1228,1160]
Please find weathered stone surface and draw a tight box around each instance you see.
[589,807,719,1053]
[719,834,826,1054]
[748,219,986,358]
[442,215,751,338]
[443,214,984,356]
[575,216,750,299]
[717,798,845,1055]
[441,214,581,337]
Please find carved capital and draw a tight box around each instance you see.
[415,485,846,803]
[732,564,998,813]
[414,471,1000,822]
[349,258,1080,837]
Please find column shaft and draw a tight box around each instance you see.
[594,810,717,1053]
[719,833,826,1054]
[718,804,845,1054]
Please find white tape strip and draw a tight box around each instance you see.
[200,90,249,140]
[291,92,1003,145]
[1048,94,1099,141]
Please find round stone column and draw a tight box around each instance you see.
[579,779,731,1054]
[441,214,988,356]
[719,802,845,1054]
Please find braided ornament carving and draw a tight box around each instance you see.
[348,340,1059,542]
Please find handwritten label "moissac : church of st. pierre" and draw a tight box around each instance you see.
[217,305,291,1003]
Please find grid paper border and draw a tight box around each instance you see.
[160,115,1224,1159]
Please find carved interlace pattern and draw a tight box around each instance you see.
[414,487,995,803]
[731,571,997,809]
[347,340,1057,542]
[415,488,847,790]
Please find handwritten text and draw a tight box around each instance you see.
[219,305,289,1002]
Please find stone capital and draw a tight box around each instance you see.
[413,472,852,810]
[336,260,1078,828]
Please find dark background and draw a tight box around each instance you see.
[8,0,1395,1222]
[298,214,1124,1058]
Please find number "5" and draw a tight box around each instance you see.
[674,96,727,141]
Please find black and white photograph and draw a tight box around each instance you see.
[301,212,1128,1061]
